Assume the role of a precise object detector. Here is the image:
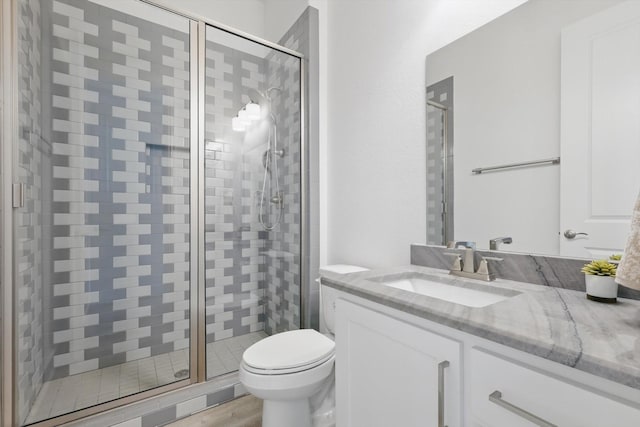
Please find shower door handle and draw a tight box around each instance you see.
[437,360,449,427]
[12,183,24,208]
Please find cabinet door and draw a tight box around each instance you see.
[469,348,640,427]
[335,299,461,427]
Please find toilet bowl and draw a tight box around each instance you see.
[239,265,369,427]
[239,329,335,427]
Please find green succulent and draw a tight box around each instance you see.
[581,260,617,277]
[609,254,622,261]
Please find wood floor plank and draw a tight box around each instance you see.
[167,395,262,427]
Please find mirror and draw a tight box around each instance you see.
[425,0,640,258]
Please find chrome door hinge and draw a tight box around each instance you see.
[12,183,24,208]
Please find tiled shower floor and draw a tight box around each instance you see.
[206,331,268,379]
[26,331,267,424]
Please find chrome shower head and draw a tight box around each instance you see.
[247,87,282,104]
[247,88,266,104]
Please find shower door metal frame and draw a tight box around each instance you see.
[196,20,206,383]
[0,0,307,426]
[1,0,18,425]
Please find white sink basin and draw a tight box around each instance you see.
[376,274,518,308]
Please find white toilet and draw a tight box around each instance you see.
[239,265,368,427]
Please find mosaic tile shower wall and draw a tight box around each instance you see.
[16,0,46,421]
[46,0,191,379]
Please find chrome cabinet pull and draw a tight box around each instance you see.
[489,390,557,427]
[438,361,449,427]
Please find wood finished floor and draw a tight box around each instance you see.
[167,395,262,427]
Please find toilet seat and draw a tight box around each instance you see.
[242,329,335,375]
[239,354,335,402]
[243,351,334,375]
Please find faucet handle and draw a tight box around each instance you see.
[443,253,463,271]
[476,256,503,276]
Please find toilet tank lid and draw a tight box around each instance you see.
[319,264,369,274]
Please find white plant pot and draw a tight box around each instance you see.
[585,275,618,303]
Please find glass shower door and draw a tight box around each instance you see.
[203,25,302,379]
[15,1,193,424]
[10,0,306,425]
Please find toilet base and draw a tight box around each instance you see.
[262,398,312,427]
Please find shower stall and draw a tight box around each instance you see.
[0,1,307,425]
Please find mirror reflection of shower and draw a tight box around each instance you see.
[232,87,284,230]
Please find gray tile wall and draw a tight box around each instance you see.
[47,0,191,378]
[426,77,453,245]
[16,0,46,422]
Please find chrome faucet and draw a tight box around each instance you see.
[489,237,513,251]
[444,246,502,282]
[447,241,476,250]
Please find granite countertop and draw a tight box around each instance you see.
[321,265,640,391]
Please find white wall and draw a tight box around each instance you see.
[426,0,624,255]
[325,0,527,269]
[264,0,311,42]
[153,0,266,37]
[310,0,329,266]
[155,0,311,44]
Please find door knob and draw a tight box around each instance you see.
[564,229,589,239]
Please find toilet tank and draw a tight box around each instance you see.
[319,265,369,335]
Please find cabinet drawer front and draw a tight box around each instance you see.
[470,348,640,427]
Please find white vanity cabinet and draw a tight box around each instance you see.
[335,299,462,427]
[333,293,640,427]
[469,349,640,427]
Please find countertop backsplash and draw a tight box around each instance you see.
[410,244,640,301]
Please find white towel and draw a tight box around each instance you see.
[616,191,640,290]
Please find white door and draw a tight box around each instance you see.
[335,299,461,427]
[560,0,640,258]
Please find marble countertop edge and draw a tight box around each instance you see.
[320,265,640,392]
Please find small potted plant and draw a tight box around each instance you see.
[581,260,618,303]
[608,254,622,265]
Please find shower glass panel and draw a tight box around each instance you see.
[15,0,192,424]
[204,25,302,379]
